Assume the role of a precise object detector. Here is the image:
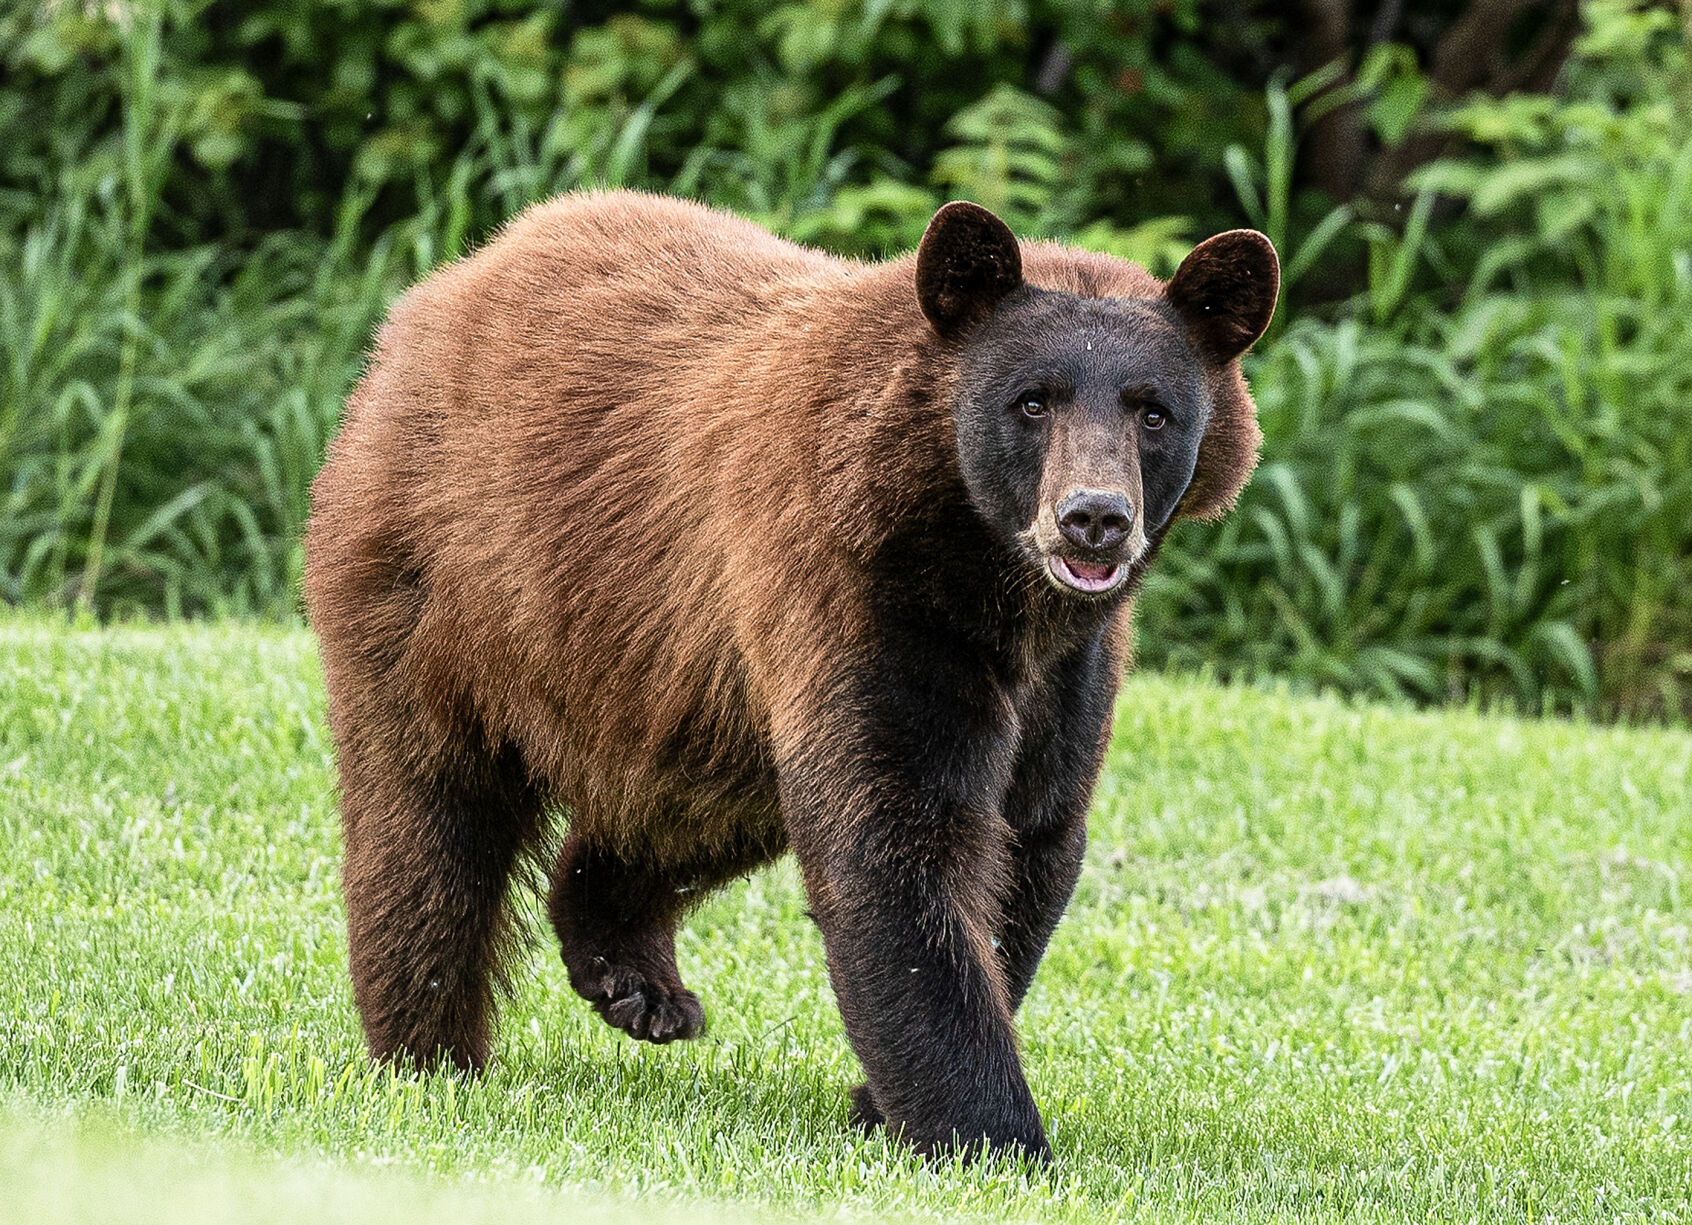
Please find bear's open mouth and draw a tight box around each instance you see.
[1048,556,1126,594]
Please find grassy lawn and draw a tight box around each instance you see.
[1,620,1688,1222]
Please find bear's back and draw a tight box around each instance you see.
[411,192,848,366]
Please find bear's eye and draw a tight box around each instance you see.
[1122,389,1170,430]
[1014,390,1048,419]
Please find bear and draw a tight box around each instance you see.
[303,190,1276,1162]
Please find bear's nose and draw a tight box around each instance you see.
[1057,489,1134,550]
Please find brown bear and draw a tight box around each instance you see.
[304,190,1276,1162]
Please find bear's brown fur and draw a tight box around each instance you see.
[305,191,1275,1160]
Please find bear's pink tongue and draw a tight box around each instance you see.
[1068,560,1114,581]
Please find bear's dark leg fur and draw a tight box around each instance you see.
[847,814,1088,1137]
[996,639,1115,1011]
[550,829,777,1044]
[780,630,1051,1162]
[340,741,541,1073]
[997,817,1089,1009]
[844,638,1114,1137]
[549,831,704,1044]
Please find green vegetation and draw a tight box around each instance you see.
[0,1116,721,1225]
[1144,5,1692,720]
[2,1,1690,718]
[0,0,1687,718]
[2,621,1688,1221]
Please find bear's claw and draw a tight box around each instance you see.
[581,962,704,1044]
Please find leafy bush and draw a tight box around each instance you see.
[0,0,1266,255]
[1138,1,1692,720]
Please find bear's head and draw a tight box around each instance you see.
[917,202,1277,598]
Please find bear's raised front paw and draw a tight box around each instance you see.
[577,961,704,1044]
[848,1082,884,1133]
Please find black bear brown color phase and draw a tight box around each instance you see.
[304,191,1277,1162]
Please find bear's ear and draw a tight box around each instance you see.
[1166,230,1280,363]
[915,201,1024,338]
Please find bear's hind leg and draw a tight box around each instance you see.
[548,830,708,1044]
[550,825,783,1045]
[340,743,542,1072]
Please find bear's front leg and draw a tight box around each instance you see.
[776,641,1048,1162]
[995,636,1121,1012]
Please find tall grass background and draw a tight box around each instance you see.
[1148,8,1692,720]
[1,0,1689,720]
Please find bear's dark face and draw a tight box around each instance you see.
[952,291,1207,596]
[914,201,1278,599]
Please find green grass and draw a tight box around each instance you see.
[0,1112,730,1225]
[1,619,1689,1222]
